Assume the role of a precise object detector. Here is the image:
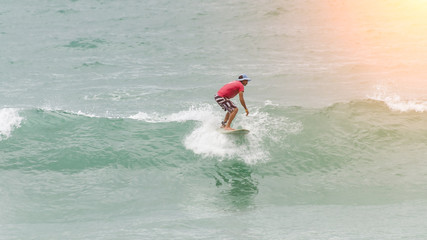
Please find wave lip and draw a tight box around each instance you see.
[380,96,427,112]
[369,86,427,112]
[0,108,23,140]
[129,105,215,123]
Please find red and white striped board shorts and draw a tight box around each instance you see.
[214,95,237,113]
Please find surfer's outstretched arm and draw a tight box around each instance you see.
[239,91,249,116]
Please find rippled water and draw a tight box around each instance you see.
[2,0,427,239]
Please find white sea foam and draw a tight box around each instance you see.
[264,100,279,106]
[0,108,23,140]
[130,104,302,164]
[74,111,98,118]
[383,97,427,112]
[129,105,215,123]
[370,85,427,112]
[129,112,164,122]
[38,105,100,118]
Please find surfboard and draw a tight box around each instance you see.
[217,128,250,135]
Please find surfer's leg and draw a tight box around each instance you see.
[221,112,230,128]
[224,108,238,130]
[222,112,230,127]
[216,95,238,129]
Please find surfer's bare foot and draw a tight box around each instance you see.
[224,127,235,131]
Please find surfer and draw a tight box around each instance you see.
[214,74,251,130]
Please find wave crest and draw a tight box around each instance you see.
[0,108,23,140]
[369,85,427,112]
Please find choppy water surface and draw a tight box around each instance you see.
[2,0,427,239]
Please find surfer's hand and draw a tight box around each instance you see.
[245,109,249,116]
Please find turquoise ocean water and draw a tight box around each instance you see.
[2,0,427,239]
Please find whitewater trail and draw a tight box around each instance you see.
[130,103,302,164]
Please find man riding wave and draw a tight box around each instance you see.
[214,74,251,130]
